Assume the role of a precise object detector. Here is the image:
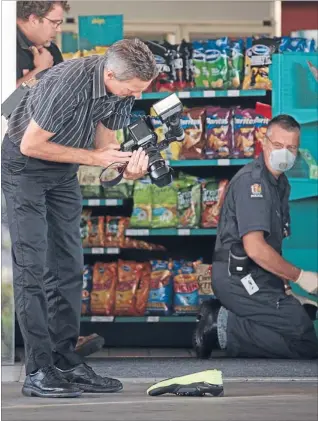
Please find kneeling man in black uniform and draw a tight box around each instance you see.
[194,114,318,359]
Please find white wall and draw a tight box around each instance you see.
[66,1,273,23]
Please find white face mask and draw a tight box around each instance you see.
[269,148,296,172]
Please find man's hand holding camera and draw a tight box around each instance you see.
[123,147,149,180]
[93,143,149,180]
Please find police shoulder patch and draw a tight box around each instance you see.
[250,183,263,198]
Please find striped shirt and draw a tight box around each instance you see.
[8,55,135,148]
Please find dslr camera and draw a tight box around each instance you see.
[121,93,185,187]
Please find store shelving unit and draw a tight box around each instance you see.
[81,87,270,332]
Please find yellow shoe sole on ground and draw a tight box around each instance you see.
[146,370,224,397]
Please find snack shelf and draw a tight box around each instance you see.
[83,247,120,255]
[82,199,123,206]
[168,159,253,167]
[125,228,217,236]
[80,316,197,323]
[137,89,267,100]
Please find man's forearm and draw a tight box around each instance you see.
[249,242,301,282]
[94,122,118,149]
[21,139,96,166]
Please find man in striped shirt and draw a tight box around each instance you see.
[2,38,158,398]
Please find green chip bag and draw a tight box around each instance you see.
[192,41,209,88]
[130,178,153,228]
[175,174,201,228]
[228,39,244,89]
[152,185,178,228]
[205,38,229,90]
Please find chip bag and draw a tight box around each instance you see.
[152,185,178,228]
[227,39,244,89]
[81,264,93,315]
[205,107,233,159]
[201,179,229,228]
[254,114,270,158]
[114,260,144,316]
[90,262,118,315]
[279,36,316,53]
[78,165,102,198]
[233,108,257,158]
[130,178,153,228]
[180,107,206,160]
[175,174,201,228]
[178,40,195,89]
[194,263,215,305]
[243,37,281,90]
[205,38,229,89]
[172,260,200,315]
[135,262,152,316]
[192,41,208,88]
[146,260,173,315]
[104,216,128,248]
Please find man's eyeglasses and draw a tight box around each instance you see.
[43,17,63,28]
[265,135,298,153]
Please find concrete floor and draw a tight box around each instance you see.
[2,381,318,421]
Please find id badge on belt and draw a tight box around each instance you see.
[240,274,259,295]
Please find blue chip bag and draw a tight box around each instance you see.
[146,260,173,315]
[82,264,93,315]
[173,260,201,315]
[279,37,316,53]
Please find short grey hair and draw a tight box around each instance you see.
[266,114,300,137]
[104,38,158,82]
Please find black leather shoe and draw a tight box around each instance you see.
[193,299,221,359]
[56,363,123,393]
[22,366,82,398]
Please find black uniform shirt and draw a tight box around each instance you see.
[16,26,63,80]
[215,153,291,255]
[8,55,134,148]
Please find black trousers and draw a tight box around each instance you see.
[212,262,318,359]
[1,136,84,374]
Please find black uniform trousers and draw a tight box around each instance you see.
[212,262,318,359]
[1,135,84,374]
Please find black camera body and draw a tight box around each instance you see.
[121,93,185,187]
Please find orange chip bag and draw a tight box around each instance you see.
[201,179,229,228]
[114,260,144,316]
[90,262,117,315]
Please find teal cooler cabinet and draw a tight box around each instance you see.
[272,52,318,298]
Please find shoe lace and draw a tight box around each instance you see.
[83,363,113,384]
[44,365,65,382]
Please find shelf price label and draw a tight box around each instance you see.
[178,229,190,236]
[91,248,104,254]
[87,199,100,206]
[203,90,216,98]
[90,316,114,322]
[178,91,191,98]
[227,90,240,97]
[126,229,149,236]
[105,199,118,206]
[217,159,230,166]
[147,316,160,322]
[107,248,120,255]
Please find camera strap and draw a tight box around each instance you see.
[99,162,128,188]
